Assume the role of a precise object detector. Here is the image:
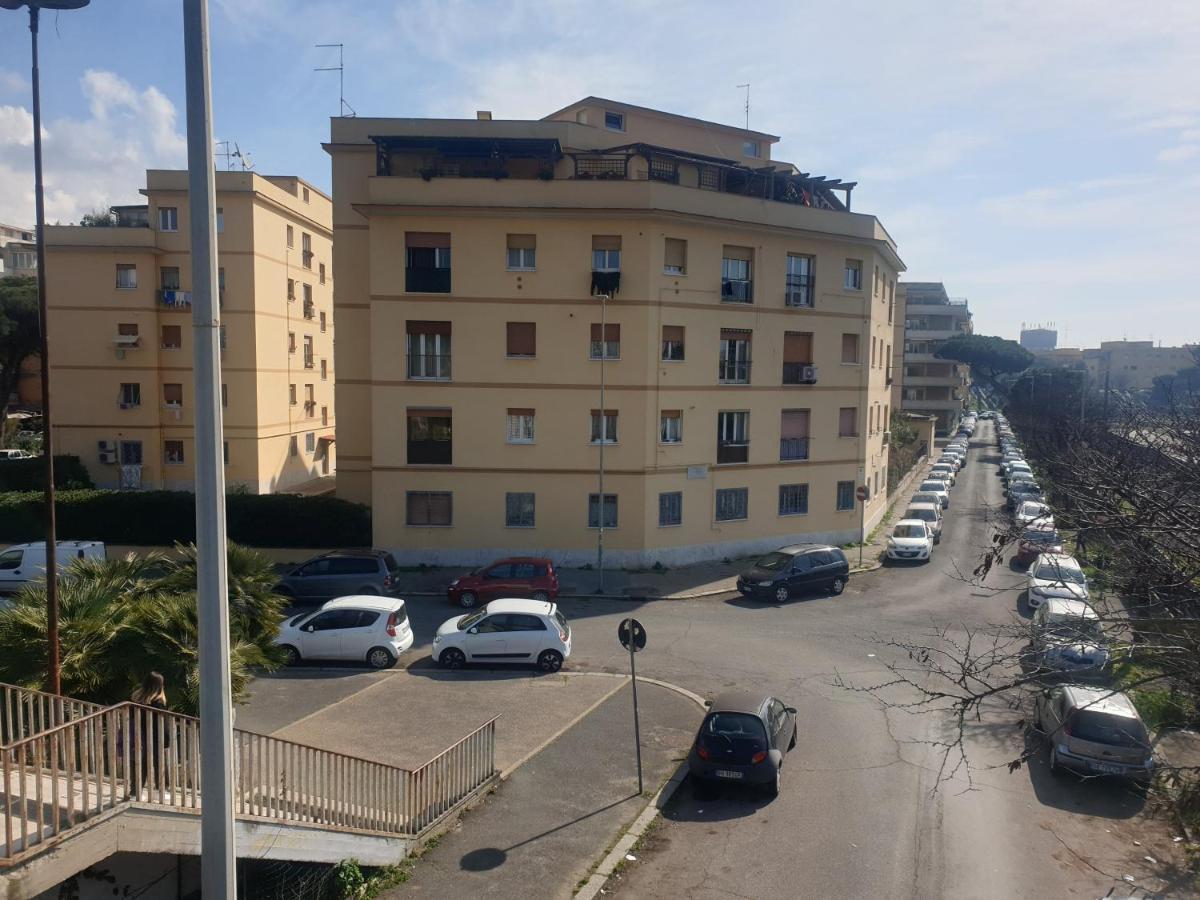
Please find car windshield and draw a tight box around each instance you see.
[1070,710,1148,749]
[702,712,768,747]
[1047,618,1103,641]
[457,611,488,630]
[1040,561,1085,584]
[754,552,793,572]
[919,482,944,492]
[894,524,926,538]
[1023,530,1061,545]
[1021,503,1048,517]
[287,612,311,627]
[907,508,935,522]
[912,493,940,505]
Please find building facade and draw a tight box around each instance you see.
[43,170,335,493]
[897,282,971,435]
[0,222,36,279]
[1081,341,1197,391]
[327,98,903,566]
[1019,327,1057,352]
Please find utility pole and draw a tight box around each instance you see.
[182,0,236,894]
[736,83,750,131]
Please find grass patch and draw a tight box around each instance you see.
[1111,659,1198,733]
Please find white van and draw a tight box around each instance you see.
[0,541,107,594]
[0,449,35,460]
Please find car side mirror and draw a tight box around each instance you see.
[703,699,713,708]
[468,627,479,635]
[784,706,797,715]
[303,624,314,633]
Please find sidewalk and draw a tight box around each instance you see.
[380,681,701,900]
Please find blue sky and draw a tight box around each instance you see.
[1,0,1198,349]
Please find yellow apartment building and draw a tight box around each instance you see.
[327,97,903,565]
[43,170,335,492]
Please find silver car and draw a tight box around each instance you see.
[1036,684,1155,780]
[1032,598,1109,676]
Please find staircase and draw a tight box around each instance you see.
[1,683,498,895]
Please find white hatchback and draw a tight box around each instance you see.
[886,520,933,562]
[276,596,413,669]
[433,598,572,672]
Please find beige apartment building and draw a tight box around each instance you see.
[327,97,902,565]
[896,282,971,434]
[43,170,335,492]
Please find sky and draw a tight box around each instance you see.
[1,0,1198,349]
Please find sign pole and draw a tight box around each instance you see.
[630,640,643,794]
[856,484,869,567]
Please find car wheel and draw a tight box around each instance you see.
[830,577,845,596]
[773,586,789,604]
[532,591,550,603]
[279,644,301,667]
[764,768,781,799]
[538,649,564,673]
[439,647,466,669]
[366,646,396,670]
[459,591,478,609]
[788,725,797,751]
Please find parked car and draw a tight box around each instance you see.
[886,520,934,562]
[0,540,106,595]
[927,471,955,492]
[275,550,401,603]
[1036,684,1155,780]
[1002,462,1034,485]
[978,411,995,420]
[911,491,947,513]
[936,455,962,473]
[1032,598,1109,676]
[432,598,571,672]
[736,544,850,603]
[446,557,558,608]
[275,596,413,669]
[1007,481,1046,511]
[0,449,35,460]
[1015,500,1055,528]
[1026,553,1089,607]
[929,463,957,485]
[905,503,943,544]
[1016,526,1064,566]
[917,479,951,508]
[687,691,797,797]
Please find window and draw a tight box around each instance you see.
[321,359,328,380]
[160,267,181,290]
[406,232,451,292]
[659,491,682,527]
[288,332,296,354]
[887,287,894,325]
[839,407,858,437]
[322,406,328,426]
[868,406,874,433]
[117,322,139,340]
[221,383,228,408]
[780,409,810,460]
[590,409,618,443]
[721,247,753,302]
[319,262,326,284]
[407,408,452,465]
[223,441,229,465]
[303,283,313,317]
[10,251,34,269]
[837,480,855,511]
[592,235,621,272]
[844,259,863,291]
[217,268,226,303]
[841,333,860,364]
[305,384,315,416]
[287,278,295,302]
[782,332,815,384]
[785,254,814,307]
[158,207,178,232]
[303,335,314,368]
[507,408,535,443]
[743,141,760,158]
[407,491,452,526]
[320,311,327,333]
[407,321,451,379]
[604,110,625,131]
[664,238,687,275]
[715,487,748,521]
[301,232,312,268]
[873,265,880,297]
[216,207,224,233]
[871,337,877,368]
[506,322,536,357]
[286,225,294,248]
[717,411,749,464]
[289,436,298,457]
[305,432,315,454]
[506,234,536,270]
[164,440,185,465]
[660,410,682,443]
[662,325,685,361]
[120,440,143,465]
[161,325,182,349]
[163,383,183,407]
[118,383,141,408]
[116,264,137,289]
[505,492,535,528]
[779,483,809,516]
[590,323,620,359]
[719,329,752,383]
[588,493,618,528]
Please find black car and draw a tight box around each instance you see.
[736,544,849,604]
[275,549,402,603]
[688,691,797,797]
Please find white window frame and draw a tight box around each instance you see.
[506,247,536,271]
[604,110,625,132]
[506,413,535,444]
[719,410,749,444]
[660,413,682,444]
[158,207,178,232]
[116,264,137,290]
[844,259,863,291]
[590,411,618,444]
[592,249,620,272]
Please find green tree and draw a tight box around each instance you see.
[78,209,116,227]
[934,334,1034,381]
[0,275,40,433]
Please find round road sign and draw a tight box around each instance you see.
[618,618,647,652]
[855,485,870,502]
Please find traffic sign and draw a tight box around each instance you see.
[618,618,647,652]
[855,485,869,502]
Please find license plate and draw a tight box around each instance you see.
[1094,762,1123,774]
[714,769,743,780]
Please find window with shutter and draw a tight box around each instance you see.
[841,333,860,364]
[590,409,618,443]
[780,410,810,460]
[406,321,452,379]
[506,234,536,270]
[839,407,858,437]
[407,491,453,526]
[664,238,687,274]
[660,410,682,443]
[506,322,536,357]
[589,323,620,359]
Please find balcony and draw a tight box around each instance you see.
[780,437,810,461]
[407,439,452,465]
[406,267,451,293]
[782,363,818,385]
[158,289,191,308]
[784,276,814,308]
[590,270,621,296]
[717,442,748,464]
[718,359,751,384]
[407,353,452,380]
[721,279,753,303]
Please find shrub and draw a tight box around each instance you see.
[0,455,93,491]
[0,489,370,547]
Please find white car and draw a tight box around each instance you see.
[929,463,957,485]
[917,480,950,508]
[886,519,933,562]
[1032,598,1109,675]
[276,595,413,669]
[1026,554,1090,608]
[0,449,35,460]
[1015,500,1055,528]
[433,598,572,672]
[937,455,962,473]
[0,540,106,594]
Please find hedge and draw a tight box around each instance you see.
[0,455,93,492]
[0,489,371,548]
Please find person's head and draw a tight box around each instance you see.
[133,671,167,705]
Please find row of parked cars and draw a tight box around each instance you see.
[991,415,1156,782]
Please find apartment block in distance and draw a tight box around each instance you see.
[0,222,36,279]
[897,282,971,435]
[44,170,335,492]
[327,97,903,565]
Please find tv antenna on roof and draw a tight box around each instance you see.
[736,83,750,131]
[230,142,254,171]
[315,43,356,117]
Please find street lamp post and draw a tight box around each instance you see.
[0,0,92,696]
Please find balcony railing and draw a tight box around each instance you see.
[407,440,452,465]
[782,363,818,385]
[785,276,814,308]
[406,267,451,293]
[718,359,751,384]
[407,353,452,380]
[157,289,191,308]
[717,442,749,464]
[721,279,753,303]
[780,437,810,461]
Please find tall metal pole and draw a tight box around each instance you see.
[597,292,608,593]
[182,0,235,893]
[629,641,643,794]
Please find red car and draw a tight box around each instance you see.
[447,557,559,608]
[1016,527,1064,566]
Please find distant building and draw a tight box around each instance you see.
[896,282,972,435]
[1020,327,1057,352]
[0,221,36,279]
[1081,341,1197,391]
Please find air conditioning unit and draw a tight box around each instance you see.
[882,431,891,446]
[98,440,116,453]
[799,365,818,384]
[785,291,812,308]
[99,451,117,464]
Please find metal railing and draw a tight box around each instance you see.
[780,437,810,461]
[407,353,452,380]
[721,279,753,303]
[1,684,106,747]
[718,359,751,384]
[782,363,818,385]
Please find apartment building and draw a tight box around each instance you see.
[897,282,971,435]
[43,170,335,492]
[326,97,902,565]
[0,222,36,279]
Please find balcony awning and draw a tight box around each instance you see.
[318,434,335,442]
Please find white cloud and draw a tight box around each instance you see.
[0,70,28,96]
[0,70,185,226]
[1158,144,1200,163]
